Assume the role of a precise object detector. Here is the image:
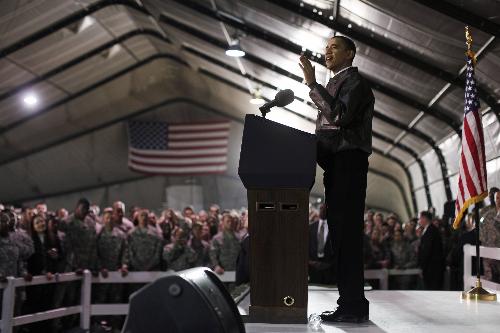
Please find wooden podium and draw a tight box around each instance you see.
[238,115,316,324]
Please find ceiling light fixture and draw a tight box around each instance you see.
[225,40,245,57]
[23,93,38,107]
[249,88,265,105]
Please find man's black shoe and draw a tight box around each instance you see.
[320,309,368,323]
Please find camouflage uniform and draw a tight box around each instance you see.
[163,242,197,271]
[0,236,22,278]
[8,229,34,277]
[10,229,34,261]
[97,227,129,271]
[95,226,129,304]
[209,231,240,270]
[128,225,162,271]
[189,238,210,267]
[0,235,22,316]
[116,217,135,234]
[58,214,98,271]
[390,239,418,289]
[479,208,500,283]
[390,240,417,269]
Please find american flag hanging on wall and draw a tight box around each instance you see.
[127,121,230,175]
[453,27,488,229]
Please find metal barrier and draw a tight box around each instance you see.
[0,267,425,332]
[463,244,500,292]
[0,270,235,333]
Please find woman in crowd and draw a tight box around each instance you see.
[24,214,62,332]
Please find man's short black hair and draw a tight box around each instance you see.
[77,198,90,211]
[420,211,433,221]
[333,35,356,59]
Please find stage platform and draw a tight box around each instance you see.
[238,286,500,333]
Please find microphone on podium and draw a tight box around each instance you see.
[259,89,294,118]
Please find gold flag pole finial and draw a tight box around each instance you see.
[465,26,477,65]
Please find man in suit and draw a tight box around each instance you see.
[309,204,335,284]
[300,35,373,323]
[418,211,445,290]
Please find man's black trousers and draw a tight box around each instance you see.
[321,149,369,315]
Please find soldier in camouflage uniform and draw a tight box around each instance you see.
[0,211,22,279]
[163,228,197,271]
[59,198,98,273]
[390,230,418,289]
[210,213,241,274]
[189,222,210,267]
[94,210,129,330]
[112,201,135,234]
[0,210,29,316]
[480,188,500,283]
[96,210,129,302]
[128,209,162,271]
[5,208,34,273]
[55,198,98,329]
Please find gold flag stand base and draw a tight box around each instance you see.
[462,279,497,301]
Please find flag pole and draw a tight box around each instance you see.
[474,204,481,281]
[461,26,496,301]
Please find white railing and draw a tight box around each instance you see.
[365,268,422,290]
[0,270,236,333]
[463,244,500,292]
[0,267,424,332]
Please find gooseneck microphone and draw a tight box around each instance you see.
[259,89,294,118]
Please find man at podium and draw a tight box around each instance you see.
[299,35,374,323]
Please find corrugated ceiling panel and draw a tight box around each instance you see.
[413,114,457,143]
[483,112,500,161]
[476,45,500,100]
[372,137,391,151]
[390,147,415,166]
[0,0,97,49]
[439,134,461,176]
[429,179,447,216]
[415,188,428,212]
[399,134,429,155]
[373,91,420,124]
[339,0,491,71]
[49,52,136,93]
[409,161,424,189]
[421,150,442,183]
[8,23,111,74]
[444,0,500,25]
[0,60,35,93]
[0,81,67,126]
[373,118,402,138]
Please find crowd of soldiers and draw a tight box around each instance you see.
[306,187,500,290]
[0,198,246,332]
[1,187,499,331]
[360,186,500,289]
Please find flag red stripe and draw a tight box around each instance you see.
[463,118,484,191]
[165,145,228,150]
[168,136,229,142]
[458,177,465,204]
[461,146,478,197]
[169,121,230,126]
[168,128,230,134]
[129,166,226,176]
[130,152,227,159]
[131,161,227,168]
[473,110,488,187]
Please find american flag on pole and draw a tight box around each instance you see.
[127,121,230,175]
[453,34,488,229]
